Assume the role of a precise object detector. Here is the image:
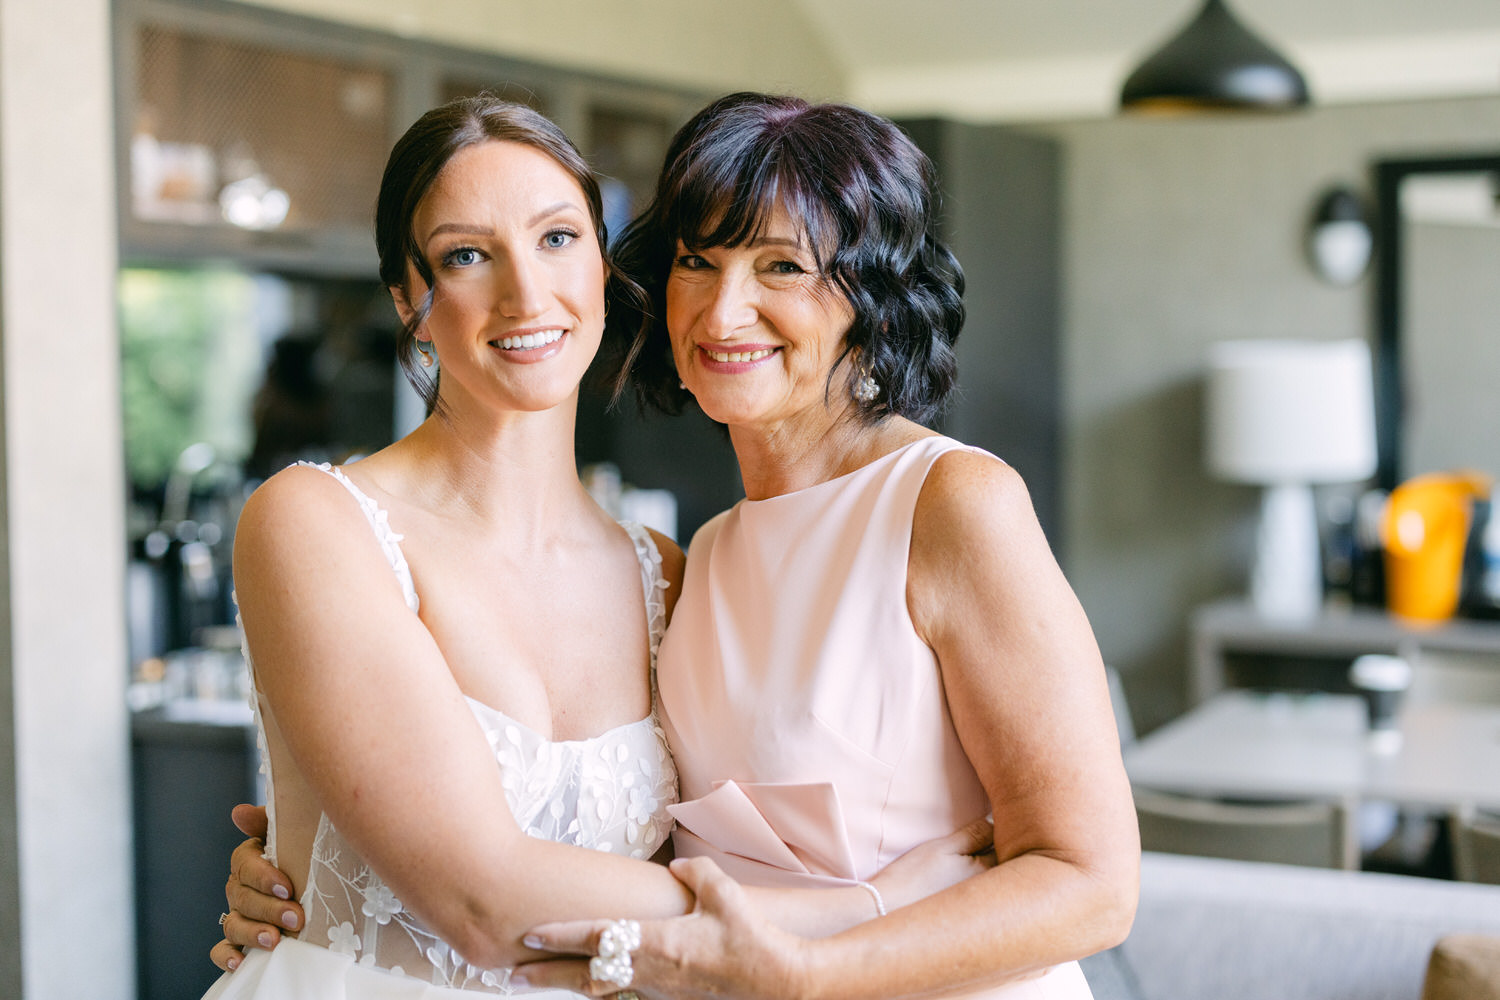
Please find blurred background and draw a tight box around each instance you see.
[3,1,1500,996]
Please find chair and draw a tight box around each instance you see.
[1133,787,1359,869]
[1450,805,1500,885]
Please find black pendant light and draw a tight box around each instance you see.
[1120,0,1310,113]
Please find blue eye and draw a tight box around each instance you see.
[543,229,578,249]
[443,246,482,268]
[769,260,804,275]
[675,254,709,269]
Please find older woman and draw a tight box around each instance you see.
[515,92,1138,998]
[219,92,1136,999]
[202,94,983,999]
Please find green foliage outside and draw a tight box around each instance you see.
[119,269,265,490]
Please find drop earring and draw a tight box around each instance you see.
[416,339,436,369]
[852,369,879,404]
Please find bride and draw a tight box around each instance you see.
[203,95,985,998]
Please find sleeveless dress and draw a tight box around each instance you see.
[658,435,1094,999]
[203,463,679,999]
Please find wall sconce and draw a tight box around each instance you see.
[1307,187,1373,286]
[1120,0,1310,113]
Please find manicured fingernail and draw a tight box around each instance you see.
[510,973,529,988]
[522,935,541,949]
[282,912,299,930]
[258,931,275,948]
[272,885,290,900]
[227,956,241,971]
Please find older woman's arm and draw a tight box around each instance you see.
[517,450,1138,998]
[787,447,1140,995]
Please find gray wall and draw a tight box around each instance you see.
[1032,96,1500,731]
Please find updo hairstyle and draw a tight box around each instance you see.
[374,95,644,413]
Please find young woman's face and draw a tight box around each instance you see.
[665,203,856,433]
[398,140,606,417]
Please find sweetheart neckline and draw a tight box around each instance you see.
[462,694,656,747]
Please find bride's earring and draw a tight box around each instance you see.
[416,339,436,369]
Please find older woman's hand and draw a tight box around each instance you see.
[871,816,995,913]
[513,856,808,999]
[209,804,305,972]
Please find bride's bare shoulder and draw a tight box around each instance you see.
[240,463,351,527]
[234,463,385,571]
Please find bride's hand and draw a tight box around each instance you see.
[870,816,996,912]
[209,804,305,972]
[513,856,808,1000]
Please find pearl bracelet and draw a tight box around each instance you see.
[857,880,887,917]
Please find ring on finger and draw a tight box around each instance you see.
[589,918,641,989]
[616,992,641,1000]
[219,912,229,927]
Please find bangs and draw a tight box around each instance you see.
[663,138,837,270]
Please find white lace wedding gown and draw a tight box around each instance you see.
[203,463,679,998]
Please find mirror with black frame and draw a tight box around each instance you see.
[1373,152,1500,490]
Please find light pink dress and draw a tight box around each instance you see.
[659,435,1093,999]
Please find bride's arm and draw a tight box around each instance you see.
[214,474,920,971]
[214,810,993,969]
[228,467,696,971]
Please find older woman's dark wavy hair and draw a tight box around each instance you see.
[608,91,964,424]
[375,94,646,414]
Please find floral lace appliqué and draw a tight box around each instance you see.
[245,470,679,994]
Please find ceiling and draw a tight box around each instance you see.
[243,0,1500,122]
[792,0,1500,120]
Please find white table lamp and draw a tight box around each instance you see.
[1206,339,1377,621]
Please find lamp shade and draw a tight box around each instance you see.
[1206,338,1377,485]
[1120,0,1310,112]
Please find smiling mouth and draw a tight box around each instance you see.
[703,347,775,363]
[494,328,565,351]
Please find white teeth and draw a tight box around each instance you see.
[706,348,773,363]
[497,328,564,350]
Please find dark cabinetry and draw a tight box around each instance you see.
[898,121,1063,548]
[132,708,259,1000]
[115,0,706,277]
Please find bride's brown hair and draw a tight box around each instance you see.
[374,95,647,415]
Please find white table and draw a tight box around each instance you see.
[1123,689,1500,814]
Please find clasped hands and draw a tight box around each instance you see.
[514,855,803,999]
[215,806,995,996]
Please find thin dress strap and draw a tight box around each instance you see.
[619,521,670,687]
[296,461,419,613]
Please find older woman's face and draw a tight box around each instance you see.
[666,204,855,432]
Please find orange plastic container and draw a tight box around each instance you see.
[1382,472,1490,621]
